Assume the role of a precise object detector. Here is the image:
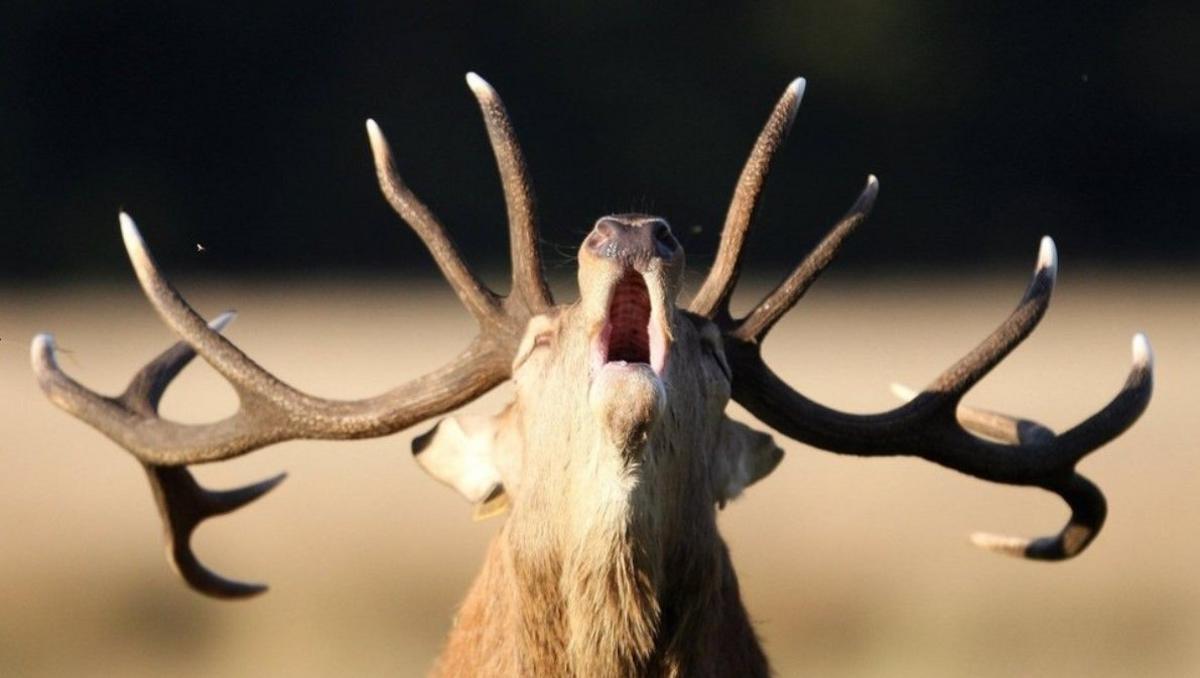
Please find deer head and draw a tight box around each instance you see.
[33,74,1153,674]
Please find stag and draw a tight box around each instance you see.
[33,74,1153,676]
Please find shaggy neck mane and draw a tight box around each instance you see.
[432,437,768,677]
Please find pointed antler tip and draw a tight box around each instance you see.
[854,175,880,213]
[119,220,160,284]
[969,531,1030,557]
[365,118,386,147]
[30,332,56,366]
[210,310,238,332]
[889,382,918,402]
[1036,236,1058,277]
[118,212,149,258]
[364,120,394,171]
[1132,332,1153,368]
[465,71,493,97]
[209,471,289,515]
[781,78,806,125]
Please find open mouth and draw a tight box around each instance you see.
[592,271,669,375]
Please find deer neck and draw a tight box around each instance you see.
[438,430,757,677]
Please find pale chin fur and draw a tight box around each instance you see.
[588,362,667,453]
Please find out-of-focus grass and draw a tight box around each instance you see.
[1,272,1196,677]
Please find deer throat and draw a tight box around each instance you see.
[559,518,662,675]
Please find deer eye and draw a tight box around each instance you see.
[708,344,732,382]
[698,327,732,382]
[512,317,559,372]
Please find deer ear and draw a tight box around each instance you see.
[411,407,520,519]
[716,418,784,507]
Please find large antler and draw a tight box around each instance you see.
[31,73,550,597]
[693,79,1154,560]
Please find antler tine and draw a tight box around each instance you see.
[691,78,806,319]
[733,175,878,342]
[122,310,237,415]
[34,314,287,596]
[30,309,268,464]
[130,313,286,596]
[889,382,1100,559]
[115,212,509,457]
[728,237,1155,559]
[922,237,1058,405]
[366,119,502,324]
[1056,333,1155,453]
[890,382,1055,445]
[149,465,286,598]
[971,473,1106,561]
[466,73,553,313]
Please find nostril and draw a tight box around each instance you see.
[587,218,621,252]
[595,218,621,239]
[651,221,676,254]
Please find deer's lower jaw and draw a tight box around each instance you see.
[589,362,667,450]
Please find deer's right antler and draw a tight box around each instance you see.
[693,78,1154,561]
[31,73,549,597]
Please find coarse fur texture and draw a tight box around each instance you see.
[420,232,781,676]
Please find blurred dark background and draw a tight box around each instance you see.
[2,1,1196,282]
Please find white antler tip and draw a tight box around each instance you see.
[210,310,238,332]
[889,382,918,403]
[1036,236,1058,276]
[30,332,55,363]
[788,77,807,99]
[1132,332,1153,368]
[866,174,879,188]
[465,72,493,98]
[119,212,145,251]
[365,118,386,146]
[970,531,1030,557]
[364,119,392,166]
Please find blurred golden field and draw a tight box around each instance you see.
[1,269,1196,677]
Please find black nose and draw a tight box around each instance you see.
[585,215,678,267]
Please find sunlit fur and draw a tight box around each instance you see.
[429,233,781,677]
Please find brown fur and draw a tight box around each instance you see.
[421,232,778,676]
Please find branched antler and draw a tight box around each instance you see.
[31,74,550,596]
[694,80,1154,560]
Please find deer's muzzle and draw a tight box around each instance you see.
[584,214,679,272]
